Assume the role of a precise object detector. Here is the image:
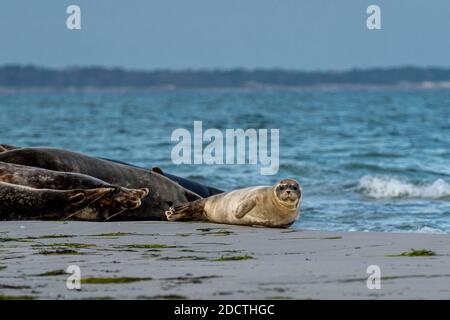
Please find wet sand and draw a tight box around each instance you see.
[0,221,449,300]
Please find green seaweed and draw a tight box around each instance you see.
[264,296,292,300]
[208,230,234,236]
[35,269,67,277]
[89,232,159,237]
[33,243,96,249]
[211,255,254,262]
[119,244,177,249]
[29,234,76,239]
[0,237,33,243]
[197,229,234,236]
[0,295,36,300]
[162,275,220,284]
[157,256,207,261]
[0,284,31,289]
[387,249,437,257]
[339,273,450,283]
[0,234,76,242]
[81,277,152,284]
[37,249,81,255]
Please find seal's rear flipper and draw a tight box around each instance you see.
[68,188,113,206]
[0,144,19,153]
[64,187,115,220]
[166,199,206,221]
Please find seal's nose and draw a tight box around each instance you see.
[286,190,291,194]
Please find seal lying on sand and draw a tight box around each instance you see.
[101,158,223,198]
[0,147,201,219]
[0,162,149,221]
[166,179,302,228]
[1,144,223,198]
[0,181,115,220]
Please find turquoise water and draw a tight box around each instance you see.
[1,90,449,233]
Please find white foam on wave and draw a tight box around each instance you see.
[357,175,450,199]
[417,226,445,234]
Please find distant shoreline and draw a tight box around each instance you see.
[1,82,450,94]
[2,65,450,91]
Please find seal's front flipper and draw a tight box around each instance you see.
[235,198,257,219]
[166,199,206,221]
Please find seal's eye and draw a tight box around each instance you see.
[292,186,298,191]
[279,185,286,191]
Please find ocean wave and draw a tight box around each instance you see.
[357,175,450,199]
[417,226,445,234]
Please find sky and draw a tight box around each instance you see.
[0,0,449,71]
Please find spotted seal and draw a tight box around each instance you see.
[166,179,302,228]
[0,181,115,220]
[0,161,149,221]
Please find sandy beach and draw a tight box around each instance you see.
[0,221,449,300]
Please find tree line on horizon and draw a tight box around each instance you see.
[1,65,450,88]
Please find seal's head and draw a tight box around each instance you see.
[98,187,149,214]
[274,179,302,208]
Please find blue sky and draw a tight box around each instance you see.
[1,0,449,70]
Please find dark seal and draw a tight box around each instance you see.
[0,181,114,220]
[0,161,149,221]
[1,144,224,198]
[0,147,202,220]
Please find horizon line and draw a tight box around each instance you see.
[2,64,450,73]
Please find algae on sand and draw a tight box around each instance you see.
[37,249,81,255]
[35,269,67,277]
[118,244,178,249]
[0,295,36,300]
[387,249,437,257]
[211,255,254,262]
[81,277,152,284]
[33,243,96,249]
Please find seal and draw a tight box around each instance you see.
[100,158,223,197]
[0,161,149,221]
[0,181,114,220]
[149,166,224,198]
[166,179,302,228]
[1,144,224,197]
[0,147,201,220]
[0,144,18,153]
